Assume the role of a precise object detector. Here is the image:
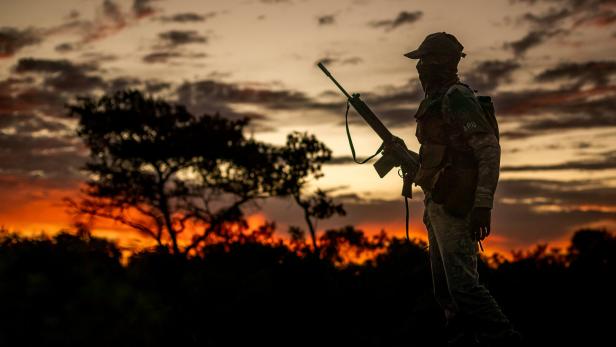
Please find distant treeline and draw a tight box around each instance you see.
[0,226,613,347]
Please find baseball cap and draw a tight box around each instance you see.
[404,32,466,59]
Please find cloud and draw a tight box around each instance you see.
[0,132,85,183]
[506,0,616,55]
[317,56,363,66]
[504,29,567,56]
[493,83,616,117]
[14,57,93,74]
[462,59,521,93]
[317,15,336,26]
[107,77,142,92]
[174,79,352,131]
[575,9,616,27]
[369,11,423,31]
[145,81,172,93]
[497,177,616,211]
[55,43,75,53]
[142,51,207,64]
[39,0,160,52]
[521,7,572,27]
[367,79,424,106]
[0,86,68,116]
[142,51,183,63]
[0,103,85,185]
[175,80,282,127]
[80,52,119,63]
[535,60,616,88]
[159,12,216,23]
[158,30,208,47]
[0,27,43,58]
[132,0,156,18]
[102,0,125,26]
[0,113,69,134]
[494,80,616,138]
[463,59,616,139]
[177,79,317,111]
[326,156,356,165]
[256,177,616,249]
[14,57,105,93]
[501,114,616,139]
[501,150,616,171]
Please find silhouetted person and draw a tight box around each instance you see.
[404,32,522,346]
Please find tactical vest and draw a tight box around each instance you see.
[413,83,479,217]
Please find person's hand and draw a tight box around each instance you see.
[470,207,491,241]
[382,136,408,166]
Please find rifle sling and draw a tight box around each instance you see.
[345,100,412,243]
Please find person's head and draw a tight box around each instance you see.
[404,32,465,93]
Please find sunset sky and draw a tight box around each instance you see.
[1,0,615,255]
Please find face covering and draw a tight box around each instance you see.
[416,57,460,95]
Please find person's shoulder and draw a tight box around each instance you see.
[444,83,477,104]
[442,83,493,135]
[442,83,481,114]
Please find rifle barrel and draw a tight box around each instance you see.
[317,62,352,99]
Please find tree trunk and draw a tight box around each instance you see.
[293,193,318,254]
[157,180,180,256]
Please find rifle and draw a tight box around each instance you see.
[317,62,420,198]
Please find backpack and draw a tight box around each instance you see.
[476,95,500,141]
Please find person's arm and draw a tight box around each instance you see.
[467,132,500,209]
[442,84,500,241]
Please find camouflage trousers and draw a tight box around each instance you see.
[423,192,520,346]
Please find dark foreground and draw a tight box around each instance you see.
[0,227,613,346]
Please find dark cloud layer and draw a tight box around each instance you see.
[317,15,336,26]
[158,30,208,46]
[55,43,75,53]
[369,11,423,31]
[491,58,616,138]
[159,12,216,23]
[14,58,105,93]
[496,178,616,215]
[143,51,183,63]
[0,133,85,182]
[133,0,156,18]
[177,79,320,111]
[317,56,363,66]
[502,150,616,171]
[0,86,67,116]
[0,27,42,58]
[521,7,572,27]
[506,0,616,55]
[495,85,616,117]
[258,177,616,249]
[504,29,567,56]
[462,59,521,93]
[0,113,69,134]
[142,51,208,64]
[535,61,616,88]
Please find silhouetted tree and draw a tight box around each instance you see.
[567,227,615,272]
[66,90,291,256]
[278,132,346,253]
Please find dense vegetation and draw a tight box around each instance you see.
[1,226,613,346]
